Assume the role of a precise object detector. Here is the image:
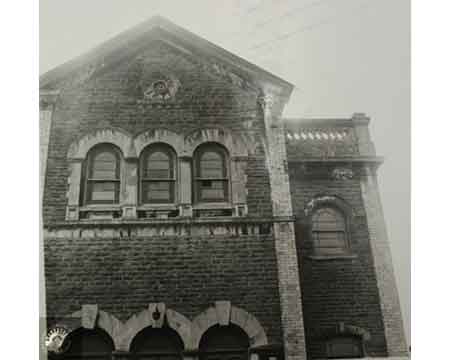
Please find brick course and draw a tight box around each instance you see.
[44,233,283,344]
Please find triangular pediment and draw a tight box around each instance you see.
[40,16,293,101]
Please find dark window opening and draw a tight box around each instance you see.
[140,144,176,204]
[194,143,229,203]
[83,144,121,205]
[326,336,363,359]
[199,324,249,360]
[312,207,349,255]
[50,328,114,360]
[130,326,184,360]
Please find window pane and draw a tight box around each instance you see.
[145,151,172,179]
[199,180,227,201]
[327,337,362,358]
[88,182,118,202]
[200,151,224,178]
[91,151,118,179]
[142,181,173,203]
[314,232,346,248]
[312,208,346,231]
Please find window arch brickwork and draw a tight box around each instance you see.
[46,304,268,355]
[66,128,136,220]
[191,302,268,349]
[65,127,250,220]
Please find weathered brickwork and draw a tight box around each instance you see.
[44,232,283,344]
[289,166,389,357]
[41,17,407,360]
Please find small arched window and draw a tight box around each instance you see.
[194,143,229,203]
[199,324,250,360]
[130,326,184,359]
[312,207,349,255]
[83,144,121,205]
[60,328,115,359]
[140,144,176,204]
[326,335,363,358]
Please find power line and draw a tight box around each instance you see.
[225,0,335,40]
[254,0,333,30]
[247,0,372,53]
[244,0,269,15]
[231,0,269,17]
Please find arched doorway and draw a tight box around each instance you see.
[130,326,184,360]
[54,328,114,359]
[199,324,250,360]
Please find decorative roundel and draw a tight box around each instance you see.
[142,77,181,101]
[45,326,70,354]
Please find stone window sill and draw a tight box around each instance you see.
[79,204,121,211]
[306,253,358,261]
[193,202,232,210]
[137,204,178,211]
[78,205,122,219]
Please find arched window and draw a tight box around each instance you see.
[326,335,363,358]
[130,326,184,360]
[312,207,349,255]
[57,328,114,360]
[194,143,229,203]
[140,144,176,204]
[83,144,121,205]
[199,324,250,360]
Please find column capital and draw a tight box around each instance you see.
[257,92,284,115]
[258,93,284,129]
[40,89,60,110]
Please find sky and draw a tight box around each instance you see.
[40,0,410,345]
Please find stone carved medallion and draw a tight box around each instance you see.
[331,167,354,181]
[45,326,70,354]
[143,77,181,101]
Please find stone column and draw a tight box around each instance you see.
[40,90,59,360]
[66,160,83,220]
[179,156,193,217]
[258,93,307,360]
[122,158,138,219]
[356,115,408,356]
[231,156,248,216]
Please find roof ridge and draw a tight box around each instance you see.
[40,15,293,99]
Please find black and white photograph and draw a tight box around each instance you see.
[38,1,410,359]
[4,0,433,359]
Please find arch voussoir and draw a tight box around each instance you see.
[192,303,268,349]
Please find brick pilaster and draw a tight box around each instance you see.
[259,93,307,360]
[356,116,408,356]
[360,166,409,356]
[40,89,59,360]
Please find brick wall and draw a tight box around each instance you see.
[42,39,284,347]
[289,165,388,358]
[44,232,283,344]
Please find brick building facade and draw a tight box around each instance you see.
[40,17,408,360]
